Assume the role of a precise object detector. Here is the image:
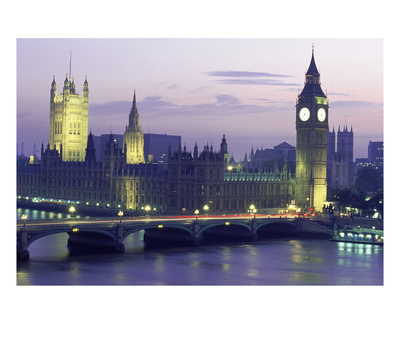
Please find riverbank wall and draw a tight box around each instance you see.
[298,218,333,238]
[17,199,136,217]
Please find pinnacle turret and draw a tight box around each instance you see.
[298,47,326,98]
[128,89,141,131]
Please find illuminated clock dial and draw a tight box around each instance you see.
[299,107,310,121]
[317,108,326,122]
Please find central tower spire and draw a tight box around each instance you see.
[123,89,145,164]
[128,89,140,130]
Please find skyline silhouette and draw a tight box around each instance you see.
[17,39,383,160]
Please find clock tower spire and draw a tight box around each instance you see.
[295,47,329,212]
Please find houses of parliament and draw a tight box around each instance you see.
[17,49,352,215]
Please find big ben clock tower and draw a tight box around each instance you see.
[295,47,328,212]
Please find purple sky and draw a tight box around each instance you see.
[17,38,383,160]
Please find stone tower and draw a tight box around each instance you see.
[85,131,96,163]
[220,134,229,166]
[295,47,328,212]
[337,125,354,165]
[123,90,145,164]
[49,74,89,161]
[336,124,355,187]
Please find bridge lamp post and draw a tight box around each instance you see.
[203,205,209,216]
[250,204,257,219]
[118,210,124,223]
[144,205,151,216]
[194,209,199,220]
[21,214,27,227]
[69,206,76,218]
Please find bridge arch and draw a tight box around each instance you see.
[198,221,254,241]
[198,221,252,236]
[122,224,194,240]
[256,220,298,237]
[25,229,71,249]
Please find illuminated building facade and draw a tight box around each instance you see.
[49,74,89,162]
[17,134,294,215]
[144,133,181,164]
[166,135,294,215]
[123,90,145,164]
[295,48,328,211]
[18,48,331,215]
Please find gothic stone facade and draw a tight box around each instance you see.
[17,136,167,213]
[17,134,295,215]
[166,141,294,215]
[49,75,89,162]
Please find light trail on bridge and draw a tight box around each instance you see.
[16,213,299,231]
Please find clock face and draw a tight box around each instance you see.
[317,108,326,122]
[299,107,310,121]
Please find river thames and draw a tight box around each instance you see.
[17,208,383,286]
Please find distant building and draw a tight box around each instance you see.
[355,158,370,170]
[327,125,355,189]
[247,142,296,173]
[355,141,383,172]
[93,134,123,161]
[368,141,383,169]
[93,133,181,164]
[144,133,181,164]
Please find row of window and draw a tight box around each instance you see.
[127,194,164,206]
[69,121,81,135]
[170,168,223,179]
[53,120,84,135]
[170,197,285,211]
[170,182,290,195]
[54,121,62,135]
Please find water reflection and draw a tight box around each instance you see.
[336,241,383,281]
[17,268,31,285]
[247,267,258,278]
[153,254,166,274]
[17,208,87,221]
[222,263,231,272]
[69,261,81,284]
[337,242,381,256]
[288,271,324,285]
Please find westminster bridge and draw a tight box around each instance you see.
[17,215,333,260]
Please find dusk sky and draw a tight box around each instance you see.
[17,38,383,160]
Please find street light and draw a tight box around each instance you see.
[21,214,27,227]
[203,204,209,216]
[144,205,151,216]
[194,209,199,220]
[69,206,76,218]
[250,204,257,218]
[118,210,124,223]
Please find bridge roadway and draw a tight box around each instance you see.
[16,215,299,260]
